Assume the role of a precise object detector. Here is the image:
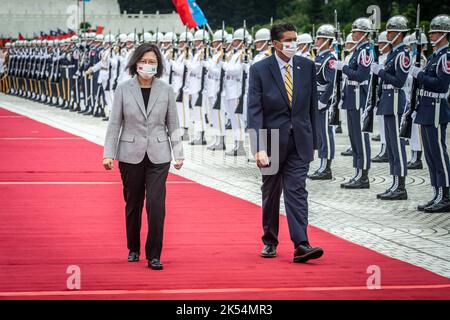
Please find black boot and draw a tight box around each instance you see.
[82,106,94,115]
[341,147,353,156]
[341,169,358,188]
[377,176,395,199]
[407,151,423,170]
[372,144,389,163]
[308,159,332,180]
[424,187,450,213]
[380,176,408,200]
[418,187,438,211]
[343,169,370,189]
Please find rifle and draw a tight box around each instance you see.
[399,4,421,139]
[168,31,177,85]
[176,26,189,103]
[329,11,342,126]
[195,25,208,108]
[213,21,226,110]
[235,20,248,115]
[362,8,380,133]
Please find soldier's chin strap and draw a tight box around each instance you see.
[430,33,448,47]
[348,32,368,52]
[388,32,402,48]
[316,39,331,53]
[256,41,268,52]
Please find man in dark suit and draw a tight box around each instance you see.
[247,23,324,263]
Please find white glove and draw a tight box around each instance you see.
[410,66,422,78]
[318,101,327,110]
[332,60,345,71]
[370,63,382,75]
[412,111,417,119]
[338,100,344,109]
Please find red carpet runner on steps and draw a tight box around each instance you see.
[0,107,449,300]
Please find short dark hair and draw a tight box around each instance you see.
[270,23,297,42]
[127,43,164,78]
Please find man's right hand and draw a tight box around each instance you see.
[103,158,114,170]
[255,151,270,168]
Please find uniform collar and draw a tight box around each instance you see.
[357,41,369,50]
[392,43,404,52]
[435,44,449,55]
[318,49,330,56]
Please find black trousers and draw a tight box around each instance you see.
[119,154,170,260]
[261,133,310,249]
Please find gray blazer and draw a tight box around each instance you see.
[103,76,184,164]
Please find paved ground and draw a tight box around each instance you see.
[1,92,449,279]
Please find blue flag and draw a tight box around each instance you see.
[187,0,207,27]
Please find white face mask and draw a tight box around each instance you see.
[137,63,157,80]
[278,41,297,58]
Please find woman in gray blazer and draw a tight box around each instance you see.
[103,43,184,270]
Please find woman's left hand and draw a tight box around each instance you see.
[174,160,183,170]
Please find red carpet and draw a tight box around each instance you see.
[0,107,450,300]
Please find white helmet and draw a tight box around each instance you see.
[151,32,164,43]
[5,42,11,48]
[142,32,153,43]
[162,32,177,43]
[233,28,248,41]
[47,40,54,46]
[88,32,96,40]
[194,29,209,42]
[378,31,388,43]
[104,34,116,43]
[316,24,335,39]
[212,30,228,42]
[95,34,104,42]
[351,17,373,33]
[403,35,411,45]
[118,33,127,43]
[126,33,136,43]
[297,33,313,44]
[409,32,428,45]
[71,35,78,42]
[225,34,232,44]
[179,31,193,43]
[36,40,42,46]
[255,28,271,42]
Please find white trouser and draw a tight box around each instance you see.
[209,96,226,138]
[176,93,191,129]
[226,98,245,143]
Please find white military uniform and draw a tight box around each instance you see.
[206,49,226,141]
[186,48,208,139]
[117,47,133,84]
[91,47,114,114]
[171,49,191,130]
[223,49,246,146]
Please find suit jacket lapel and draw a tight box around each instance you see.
[146,79,162,117]
[268,54,290,107]
[292,57,302,108]
[129,77,147,119]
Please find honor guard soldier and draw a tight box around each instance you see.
[253,28,272,63]
[411,14,450,213]
[332,17,373,189]
[223,28,250,156]
[372,15,411,200]
[308,24,337,180]
[404,32,428,169]
[160,32,176,84]
[205,29,229,151]
[372,31,391,163]
[296,33,313,59]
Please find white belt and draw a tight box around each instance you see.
[382,84,400,90]
[419,89,447,99]
[347,80,368,86]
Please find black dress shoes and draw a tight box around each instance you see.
[294,244,324,263]
[341,147,353,156]
[128,251,139,262]
[260,244,277,258]
[148,259,164,270]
